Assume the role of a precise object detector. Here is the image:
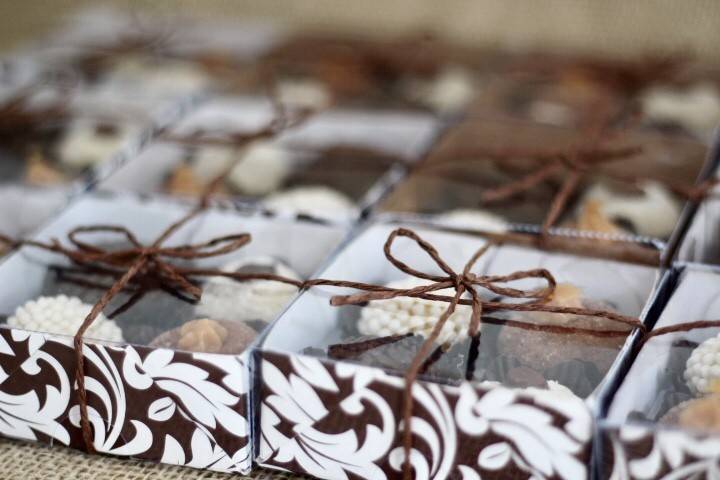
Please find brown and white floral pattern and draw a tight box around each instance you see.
[0,326,251,473]
[602,425,720,479]
[258,351,593,480]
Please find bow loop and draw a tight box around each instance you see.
[476,268,557,301]
[68,225,143,251]
[155,233,252,260]
[384,228,461,282]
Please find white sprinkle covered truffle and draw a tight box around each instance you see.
[357,277,474,345]
[57,119,135,169]
[442,209,508,233]
[264,186,356,220]
[195,255,301,324]
[685,333,720,395]
[580,181,682,238]
[6,295,124,342]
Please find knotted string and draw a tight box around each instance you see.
[324,227,643,480]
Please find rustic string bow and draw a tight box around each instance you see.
[327,227,643,480]
[21,205,310,453]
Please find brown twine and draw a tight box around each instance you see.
[318,227,643,479]
[639,320,720,349]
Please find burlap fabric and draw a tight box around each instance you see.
[1,0,720,62]
[0,438,304,480]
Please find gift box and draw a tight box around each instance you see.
[0,79,179,249]
[378,116,715,262]
[598,263,720,479]
[100,96,440,223]
[254,221,658,480]
[0,192,347,473]
[250,32,507,114]
[467,52,720,144]
[22,6,284,100]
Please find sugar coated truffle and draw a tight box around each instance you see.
[357,277,474,345]
[685,333,720,395]
[7,295,123,343]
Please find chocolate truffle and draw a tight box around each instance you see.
[661,395,720,432]
[150,318,257,354]
[641,83,720,140]
[57,119,136,169]
[684,333,720,395]
[263,186,356,219]
[578,181,682,238]
[497,283,626,378]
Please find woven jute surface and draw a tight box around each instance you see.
[0,438,303,480]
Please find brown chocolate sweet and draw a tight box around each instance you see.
[150,318,257,354]
[661,395,720,432]
[497,284,628,377]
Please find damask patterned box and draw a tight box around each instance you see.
[0,192,346,473]
[255,221,659,480]
[100,95,440,223]
[599,264,720,479]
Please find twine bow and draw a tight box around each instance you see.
[327,227,643,479]
[22,206,242,452]
[426,107,718,240]
[21,205,309,452]
[12,95,311,453]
